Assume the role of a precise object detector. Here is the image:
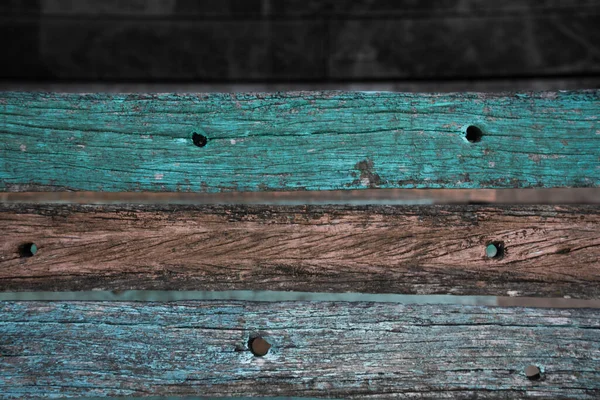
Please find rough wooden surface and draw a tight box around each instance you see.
[2,1,599,80]
[0,301,598,398]
[1,91,599,192]
[1,204,598,298]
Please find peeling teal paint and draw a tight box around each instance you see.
[1,91,598,192]
[0,301,598,398]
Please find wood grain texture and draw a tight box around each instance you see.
[0,204,598,297]
[0,301,598,398]
[1,91,599,192]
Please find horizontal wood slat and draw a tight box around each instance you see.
[2,1,599,81]
[1,204,598,297]
[0,0,599,19]
[0,301,598,398]
[1,91,598,192]
[3,15,599,81]
[4,0,596,18]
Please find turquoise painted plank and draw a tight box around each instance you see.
[0,301,599,398]
[0,91,598,192]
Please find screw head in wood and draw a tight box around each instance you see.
[18,242,37,258]
[525,365,541,380]
[249,337,271,357]
[486,243,498,258]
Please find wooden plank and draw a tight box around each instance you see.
[0,301,598,398]
[324,0,600,18]
[1,91,598,192]
[0,21,46,80]
[30,20,326,80]
[329,13,600,80]
[1,204,598,297]
[4,0,596,18]
[2,2,599,81]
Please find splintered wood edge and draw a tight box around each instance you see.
[0,204,598,297]
[1,91,598,192]
[0,301,598,398]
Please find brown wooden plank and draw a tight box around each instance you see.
[1,300,599,398]
[1,204,598,297]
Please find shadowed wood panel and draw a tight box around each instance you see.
[325,0,600,18]
[0,204,598,297]
[0,301,598,398]
[2,1,599,80]
[1,91,598,192]
[33,20,326,80]
[5,0,598,18]
[2,77,600,93]
[329,14,600,79]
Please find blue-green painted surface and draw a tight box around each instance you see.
[0,301,598,398]
[0,91,598,192]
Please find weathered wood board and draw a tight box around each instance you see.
[0,301,598,398]
[1,91,598,192]
[1,1,599,80]
[5,0,596,17]
[1,204,598,297]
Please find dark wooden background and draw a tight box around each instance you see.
[1,0,599,89]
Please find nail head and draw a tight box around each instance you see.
[486,244,498,258]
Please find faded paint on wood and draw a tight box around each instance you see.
[1,91,599,192]
[0,301,598,398]
[1,204,598,297]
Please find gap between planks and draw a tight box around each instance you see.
[0,290,599,309]
[2,188,600,205]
